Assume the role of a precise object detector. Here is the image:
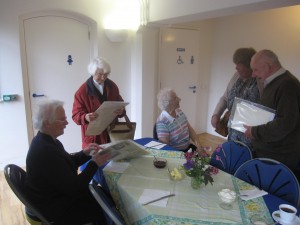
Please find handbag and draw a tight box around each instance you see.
[108,114,136,141]
[215,110,230,137]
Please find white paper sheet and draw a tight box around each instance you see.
[86,101,129,136]
[239,187,268,201]
[138,189,171,207]
[144,141,166,149]
[230,99,275,133]
[104,161,129,173]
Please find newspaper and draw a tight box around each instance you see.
[229,97,276,133]
[95,140,149,161]
[86,101,129,136]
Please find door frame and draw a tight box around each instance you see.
[19,10,98,145]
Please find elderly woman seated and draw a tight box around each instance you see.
[156,88,200,152]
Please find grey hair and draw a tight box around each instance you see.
[33,99,64,131]
[88,57,111,76]
[157,88,174,111]
[259,49,281,67]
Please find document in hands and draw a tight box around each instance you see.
[229,97,276,133]
[96,140,149,162]
[86,101,129,136]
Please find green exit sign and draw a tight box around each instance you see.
[3,94,17,101]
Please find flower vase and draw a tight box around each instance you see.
[191,177,203,189]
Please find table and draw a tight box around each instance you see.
[80,137,176,190]
[134,137,177,151]
[103,148,300,225]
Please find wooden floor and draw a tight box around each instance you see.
[0,133,225,225]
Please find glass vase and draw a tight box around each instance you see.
[191,176,203,189]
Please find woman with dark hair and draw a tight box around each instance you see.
[211,47,261,149]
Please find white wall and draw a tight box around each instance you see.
[206,5,300,137]
[0,0,137,168]
[1,1,300,169]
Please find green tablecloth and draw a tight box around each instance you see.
[103,149,273,225]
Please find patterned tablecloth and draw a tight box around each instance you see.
[103,149,274,225]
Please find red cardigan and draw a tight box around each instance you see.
[72,76,124,148]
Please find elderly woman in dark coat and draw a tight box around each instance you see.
[25,99,111,224]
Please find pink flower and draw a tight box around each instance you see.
[209,166,219,175]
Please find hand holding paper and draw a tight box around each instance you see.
[86,101,129,136]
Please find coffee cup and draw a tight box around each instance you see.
[279,204,297,223]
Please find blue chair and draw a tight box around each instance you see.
[210,140,252,175]
[89,183,126,225]
[234,158,300,206]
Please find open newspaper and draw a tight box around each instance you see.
[95,139,149,161]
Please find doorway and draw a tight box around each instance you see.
[19,10,97,151]
[159,28,201,131]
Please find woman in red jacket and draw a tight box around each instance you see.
[72,57,125,190]
[72,57,125,149]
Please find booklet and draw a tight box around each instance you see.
[95,139,149,161]
[229,97,276,133]
[86,101,129,136]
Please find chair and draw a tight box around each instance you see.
[153,123,158,140]
[210,140,252,175]
[234,158,300,206]
[4,164,52,225]
[89,183,126,225]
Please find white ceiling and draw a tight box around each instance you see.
[147,0,300,28]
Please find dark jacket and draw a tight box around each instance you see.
[25,132,98,221]
[252,70,300,170]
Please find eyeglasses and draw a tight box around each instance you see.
[95,72,110,76]
[54,118,68,124]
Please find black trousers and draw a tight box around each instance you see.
[54,192,108,225]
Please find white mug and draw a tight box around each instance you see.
[279,204,297,223]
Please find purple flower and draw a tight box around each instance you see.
[183,160,194,170]
[215,144,222,153]
[215,153,225,168]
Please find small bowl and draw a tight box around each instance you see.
[153,158,167,168]
[218,189,237,210]
[169,167,184,181]
[250,214,268,225]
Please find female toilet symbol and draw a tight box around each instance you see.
[67,55,73,65]
[177,56,184,64]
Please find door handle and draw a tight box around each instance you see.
[32,93,45,97]
[188,86,196,93]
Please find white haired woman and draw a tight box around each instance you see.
[156,88,201,152]
[26,99,111,224]
[72,57,125,191]
[72,57,125,148]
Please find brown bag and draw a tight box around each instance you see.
[108,115,136,141]
[215,110,230,137]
